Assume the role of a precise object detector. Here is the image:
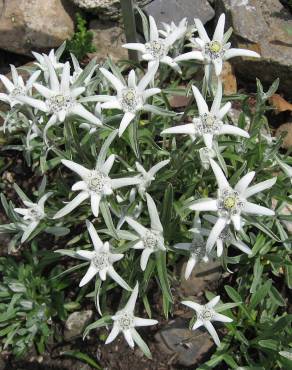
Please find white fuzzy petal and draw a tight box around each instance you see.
[192,85,209,115]
[242,202,275,216]
[210,159,230,190]
[243,178,277,199]
[140,248,153,271]
[53,192,89,219]
[79,264,98,287]
[86,220,103,251]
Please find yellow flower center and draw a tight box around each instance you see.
[209,41,222,53]
[224,196,236,209]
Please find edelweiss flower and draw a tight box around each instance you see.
[0,65,41,107]
[161,81,249,148]
[33,47,65,81]
[190,159,276,252]
[123,16,184,72]
[203,215,251,257]
[159,18,188,40]
[135,159,170,198]
[76,220,131,290]
[14,192,52,243]
[97,64,160,136]
[17,58,101,141]
[175,216,209,279]
[175,14,260,76]
[125,193,166,271]
[54,134,141,218]
[182,295,232,346]
[106,282,158,348]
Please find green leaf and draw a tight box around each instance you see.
[224,285,242,303]
[250,279,272,309]
[99,200,119,240]
[258,339,278,351]
[156,251,173,307]
[83,315,111,339]
[60,350,102,369]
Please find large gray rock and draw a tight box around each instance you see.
[88,20,128,62]
[71,0,153,20]
[0,0,75,56]
[144,0,215,26]
[216,0,292,95]
[155,319,213,367]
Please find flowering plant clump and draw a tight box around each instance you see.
[0,11,291,369]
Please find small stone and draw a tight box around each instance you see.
[0,0,74,56]
[221,61,237,96]
[180,260,221,297]
[155,319,213,367]
[144,0,215,26]
[64,310,93,341]
[87,20,128,62]
[276,123,292,149]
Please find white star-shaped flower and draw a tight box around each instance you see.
[175,14,260,76]
[75,220,131,290]
[161,80,249,148]
[175,216,209,279]
[54,134,141,219]
[32,46,65,81]
[182,295,233,346]
[105,282,158,349]
[159,18,188,40]
[189,159,276,253]
[14,192,52,243]
[123,16,184,72]
[135,159,170,198]
[96,63,160,136]
[17,57,102,142]
[125,193,166,271]
[0,65,41,108]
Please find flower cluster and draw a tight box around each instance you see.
[0,13,285,360]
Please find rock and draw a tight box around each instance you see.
[0,0,74,56]
[221,61,237,95]
[88,20,128,62]
[70,0,152,20]
[64,310,93,341]
[155,319,213,367]
[216,0,292,96]
[276,123,292,149]
[180,260,221,297]
[144,0,215,26]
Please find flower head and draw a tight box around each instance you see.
[175,216,209,279]
[32,46,65,81]
[125,193,166,271]
[175,14,260,76]
[182,295,232,346]
[16,57,102,142]
[189,159,276,252]
[54,131,141,219]
[0,65,41,108]
[96,64,160,136]
[76,220,131,290]
[123,16,185,72]
[106,282,158,348]
[161,81,249,148]
[14,192,52,243]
